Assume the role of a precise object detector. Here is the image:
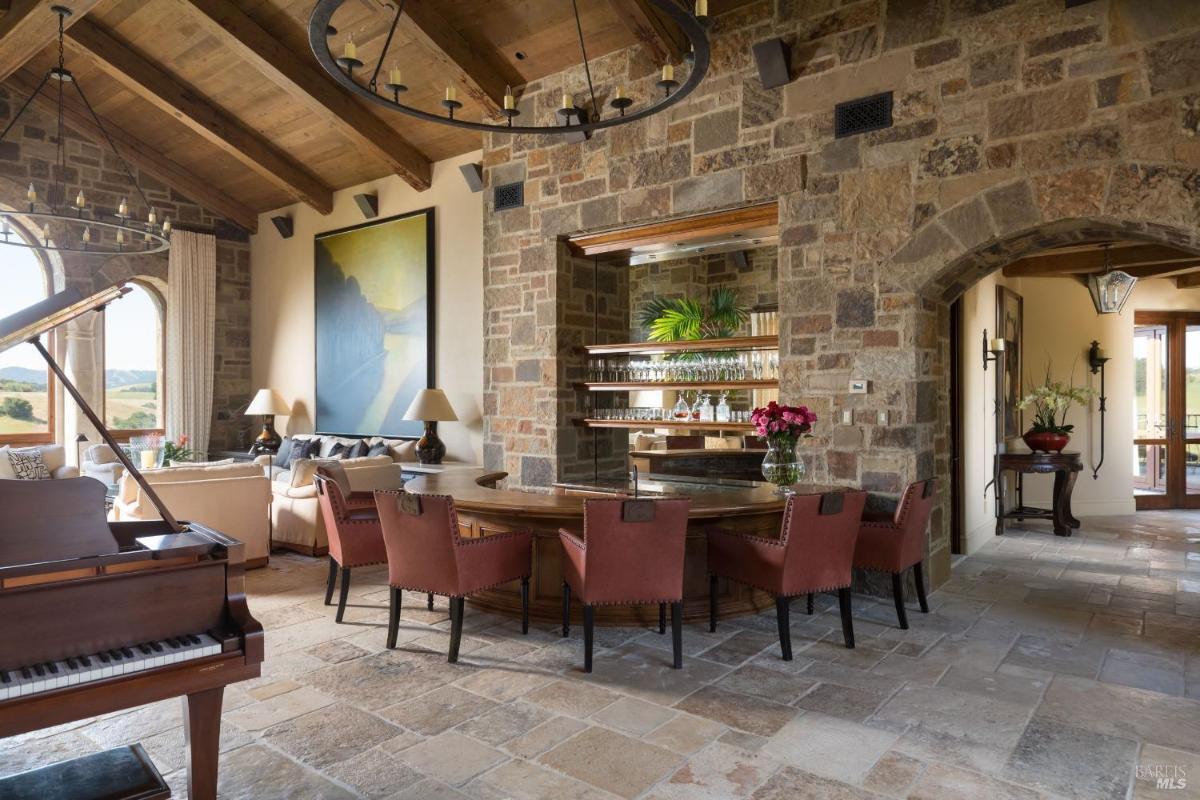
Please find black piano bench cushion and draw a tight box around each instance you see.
[8,448,50,480]
[0,744,169,800]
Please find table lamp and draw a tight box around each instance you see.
[403,388,457,464]
[246,388,289,454]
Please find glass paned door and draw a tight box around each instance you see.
[1135,312,1200,509]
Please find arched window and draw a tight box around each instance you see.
[0,238,53,444]
[104,282,164,433]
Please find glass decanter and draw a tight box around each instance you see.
[716,392,731,422]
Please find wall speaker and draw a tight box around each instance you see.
[270,215,293,239]
[732,250,749,269]
[752,38,791,89]
[353,192,379,219]
[459,162,484,192]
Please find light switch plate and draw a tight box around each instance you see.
[877,410,890,425]
[849,379,869,394]
[841,409,853,425]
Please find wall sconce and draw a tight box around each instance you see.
[982,328,1006,371]
[1088,340,1110,479]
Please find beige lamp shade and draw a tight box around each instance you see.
[245,388,290,416]
[403,388,458,422]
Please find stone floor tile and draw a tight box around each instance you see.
[715,663,819,704]
[1134,744,1200,800]
[577,643,731,706]
[524,678,619,717]
[1000,634,1106,679]
[538,726,682,799]
[644,713,727,755]
[140,721,252,775]
[262,703,401,770]
[469,757,621,800]
[590,696,676,736]
[792,681,894,723]
[322,735,425,799]
[1002,716,1137,800]
[762,711,898,784]
[503,715,588,759]
[0,730,100,775]
[308,638,372,664]
[216,744,356,799]
[748,765,888,799]
[695,629,779,666]
[380,685,498,735]
[908,762,1043,800]
[299,649,457,707]
[388,778,473,799]
[861,751,924,797]
[451,666,554,702]
[398,731,506,786]
[1036,674,1200,747]
[674,685,798,737]
[868,653,950,685]
[223,686,336,732]
[935,663,1048,707]
[647,741,779,800]
[456,701,552,745]
[1098,647,1186,695]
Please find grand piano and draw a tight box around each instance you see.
[0,285,263,799]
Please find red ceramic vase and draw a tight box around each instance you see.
[1023,430,1070,453]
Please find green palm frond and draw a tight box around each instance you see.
[637,297,676,330]
[648,298,705,342]
[640,289,750,343]
[705,287,749,335]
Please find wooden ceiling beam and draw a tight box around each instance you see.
[1176,272,1200,289]
[65,17,334,214]
[0,0,103,82]
[182,0,430,191]
[7,68,259,233]
[606,0,686,65]
[1002,244,1200,277]
[1122,261,1200,280]
[398,0,509,118]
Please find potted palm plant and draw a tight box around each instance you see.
[1017,364,1093,453]
[638,287,748,342]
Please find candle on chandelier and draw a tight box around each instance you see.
[561,92,572,110]
[342,35,357,61]
[614,85,626,100]
[388,65,402,85]
[662,63,674,82]
[504,85,515,110]
[75,190,86,209]
[695,0,708,16]
[116,228,125,245]
[118,198,129,217]
[162,217,171,235]
[26,183,36,203]
[148,208,157,225]
[82,227,91,244]
[445,86,457,103]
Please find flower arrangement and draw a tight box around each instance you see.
[751,402,817,493]
[161,434,196,465]
[1017,366,1093,435]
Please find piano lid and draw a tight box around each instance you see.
[0,479,119,566]
[0,285,129,354]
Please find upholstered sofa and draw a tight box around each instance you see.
[267,435,419,481]
[272,454,405,556]
[82,443,125,485]
[110,461,270,568]
[0,444,78,480]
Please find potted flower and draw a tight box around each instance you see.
[1017,366,1093,453]
[751,401,817,494]
[160,434,196,466]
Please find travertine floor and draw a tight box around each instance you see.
[3,511,1199,799]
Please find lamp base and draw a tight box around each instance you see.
[416,422,446,464]
[252,415,282,455]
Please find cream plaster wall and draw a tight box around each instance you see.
[961,272,1200,552]
[250,152,484,464]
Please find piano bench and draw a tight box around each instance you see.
[0,743,169,800]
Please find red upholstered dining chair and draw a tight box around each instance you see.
[707,490,868,658]
[559,497,690,673]
[314,465,388,624]
[374,491,533,663]
[853,478,937,630]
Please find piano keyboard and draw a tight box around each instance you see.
[0,634,222,700]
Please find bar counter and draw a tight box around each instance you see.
[403,469,809,626]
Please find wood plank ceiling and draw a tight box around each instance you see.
[0,0,754,232]
[1002,241,1200,290]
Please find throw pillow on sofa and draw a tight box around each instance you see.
[8,448,51,480]
[0,446,15,480]
[289,438,320,464]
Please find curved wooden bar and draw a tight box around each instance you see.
[403,469,791,626]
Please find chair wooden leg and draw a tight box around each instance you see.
[775,596,793,661]
[838,587,855,649]
[671,601,683,669]
[913,561,930,613]
[582,605,595,673]
[387,587,401,649]
[335,567,351,623]
[807,593,814,615]
[427,592,434,611]
[521,577,530,635]
[324,556,337,606]
[891,571,910,630]
[659,603,666,635]
[561,581,571,638]
[448,597,465,663]
[708,575,718,633]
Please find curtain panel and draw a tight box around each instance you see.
[165,230,217,455]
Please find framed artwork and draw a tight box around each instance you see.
[996,285,1023,442]
[314,208,434,437]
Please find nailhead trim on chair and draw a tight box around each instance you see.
[389,573,531,599]
[563,526,684,605]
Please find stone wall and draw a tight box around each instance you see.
[0,87,252,452]
[482,0,1200,586]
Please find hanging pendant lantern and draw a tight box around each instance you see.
[1086,244,1136,315]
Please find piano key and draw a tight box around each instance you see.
[119,647,134,659]
[79,655,91,667]
[0,670,9,684]
[45,661,58,674]
[138,644,152,655]
[66,657,78,670]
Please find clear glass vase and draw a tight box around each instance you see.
[761,437,803,494]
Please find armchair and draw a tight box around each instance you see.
[82,443,124,486]
[853,478,937,629]
[314,464,393,624]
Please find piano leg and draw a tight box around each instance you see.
[183,686,224,800]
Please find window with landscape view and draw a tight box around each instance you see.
[104,283,163,432]
[0,240,52,442]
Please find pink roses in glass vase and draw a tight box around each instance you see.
[751,401,817,494]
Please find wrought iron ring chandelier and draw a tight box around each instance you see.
[308,0,712,135]
[0,6,171,255]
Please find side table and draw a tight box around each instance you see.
[994,451,1083,537]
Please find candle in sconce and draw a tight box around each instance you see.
[561,92,572,110]
[445,86,457,103]
[614,85,626,100]
[388,66,402,86]
[148,208,157,225]
[342,35,357,61]
[1097,349,1108,360]
[989,337,1006,352]
[118,198,129,217]
[503,85,515,110]
[75,190,86,209]
[82,227,91,244]
[162,217,171,235]
[662,63,674,82]
[26,183,36,203]
[695,0,708,15]
[116,228,125,245]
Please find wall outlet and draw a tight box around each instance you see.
[841,409,853,425]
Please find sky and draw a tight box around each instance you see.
[0,244,158,374]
